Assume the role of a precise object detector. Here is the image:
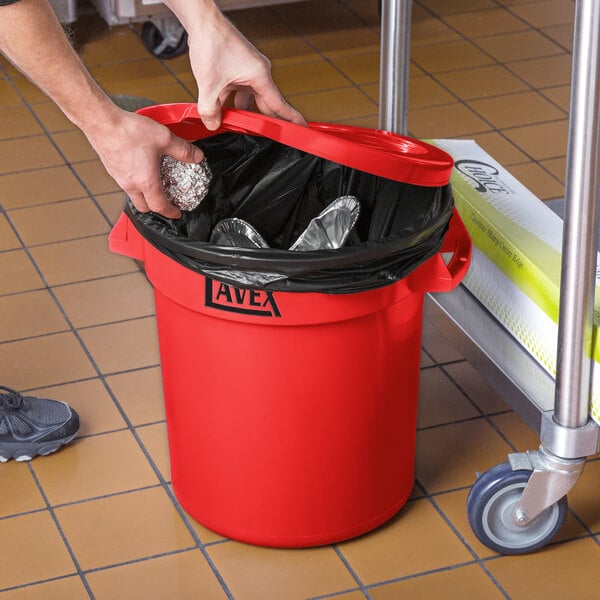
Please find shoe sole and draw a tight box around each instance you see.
[0,431,79,463]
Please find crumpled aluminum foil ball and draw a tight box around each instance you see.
[160,155,212,211]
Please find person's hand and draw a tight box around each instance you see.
[84,108,204,219]
[185,9,306,131]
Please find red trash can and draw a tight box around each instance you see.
[109,105,471,547]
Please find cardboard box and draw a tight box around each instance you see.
[432,139,600,424]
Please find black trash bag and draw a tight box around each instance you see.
[128,132,454,293]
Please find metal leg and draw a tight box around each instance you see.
[509,0,600,532]
[378,0,411,135]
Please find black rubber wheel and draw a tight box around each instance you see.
[466,462,568,555]
[140,21,188,60]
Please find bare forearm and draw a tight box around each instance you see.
[0,0,120,134]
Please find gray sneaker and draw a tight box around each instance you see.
[0,386,80,462]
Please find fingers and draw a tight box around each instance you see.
[128,182,182,220]
[164,135,205,164]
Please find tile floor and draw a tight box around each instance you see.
[1,0,599,598]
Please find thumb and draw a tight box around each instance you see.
[197,99,223,131]
[164,137,205,164]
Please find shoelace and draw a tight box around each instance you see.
[0,386,24,410]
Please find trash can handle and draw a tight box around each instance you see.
[136,103,453,187]
[409,209,472,293]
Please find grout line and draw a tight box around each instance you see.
[26,465,95,599]
[331,545,374,600]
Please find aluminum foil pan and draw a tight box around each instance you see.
[160,155,212,211]
[290,195,360,251]
[210,218,270,249]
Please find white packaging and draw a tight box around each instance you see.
[432,139,600,424]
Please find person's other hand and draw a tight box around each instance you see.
[186,10,305,131]
[85,109,204,219]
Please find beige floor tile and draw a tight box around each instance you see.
[0,577,89,599]
[489,412,539,451]
[79,316,160,374]
[329,52,380,86]
[508,54,572,89]
[471,131,529,166]
[86,550,228,600]
[0,215,19,250]
[32,379,126,437]
[207,542,357,600]
[0,290,68,342]
[32,430,158,504]
[486,538,600,599]
[0,511,76,589]
[106,367,165,426]
[468,91,566,129]
[113,82,194,106]
[71,160,120,195]
[89,60,175,95]
[417,0,496,15]
[509,0,574,28]
[9,198,109,246]
[95,191,127,224]
[441,361,510,414]
[503,120,568,161]
[0,79,22,106]
[254,36,321,66]
[0,461,45,518]
[445,7,528,37]
[0,249,43,294]
[339,499,472,584]
[309,28,381,58]
[338,113,380,129]
[475,30,564,63]
[56,487,195,570]
[567,458,600,532]
[0,135,64,174]
[78,25,149,66]
[435,65,529,101]
[540,156,566,183]
[410,17,462,47]
[0,165,87,209]
[29,235,138,286]
[29,102,76,133]
[291,87,377,123]
[137,422,171,482]
[342,0,380,26]
[51,129,97,164]
[415,419,513,493]
[0,106,43,140]
[54,272,154,328]
[411,40,494,74]
[409,76,456,108]
[0,332,96,390]
[273,59,350,95]
[370,564,506,599]
[418,367,480,428]
[542,23,573,51]
[508,161,565,200]
[408,103,491,139]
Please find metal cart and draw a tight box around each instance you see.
[380,0,600,554]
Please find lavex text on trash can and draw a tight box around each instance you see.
[109,105,471,548]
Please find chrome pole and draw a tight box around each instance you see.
[378,0,411,135]
[554,0,600,428]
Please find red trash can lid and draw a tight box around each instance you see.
[137,103,454,187]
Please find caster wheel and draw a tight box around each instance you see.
[141,21,188,59]
[467,462,568,555]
